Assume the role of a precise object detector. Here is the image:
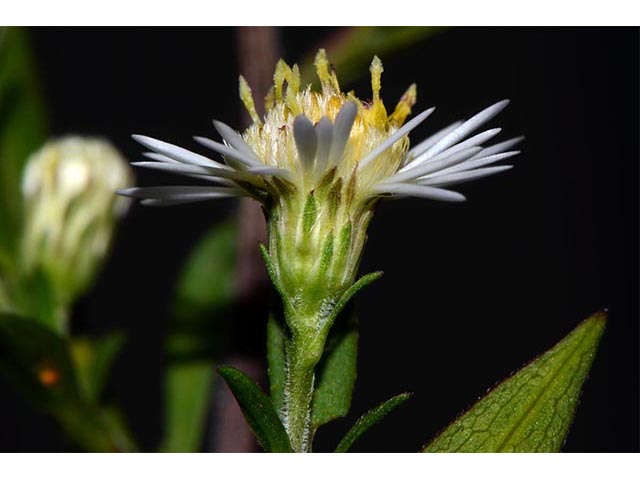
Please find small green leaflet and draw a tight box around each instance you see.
[0,314,135,452]
[0,313,81,406]
[218,365,292,453]
[71,332,125,404]
[311,314,358,429]
[162,219,238,452]
[170,219,237,340]
[266,313,287,415]
[159,362,215,453]
[268,309,359,435]
[335,393,412,452]
[424,312,606,452]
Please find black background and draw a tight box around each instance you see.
[0,27,638,452]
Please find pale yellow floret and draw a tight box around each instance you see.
[240,51,417,202]
[389,83,417,127]
[239,75,261,125]
[314,49,340,94]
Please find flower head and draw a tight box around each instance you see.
[120,49,521,209]
[21,136,133,305]
[120,50,522,336]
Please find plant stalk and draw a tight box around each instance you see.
[283,333,316,452]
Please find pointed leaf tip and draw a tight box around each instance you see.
[217,365,292,453]
[335,392,412,452]
[312,317,359,429]
[423,311,606,453]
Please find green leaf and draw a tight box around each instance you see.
[267,312,287,415]
[326,271,382,328]
[8,267,63,331]
[423,312,607,453]
[0,313,134,452]
[218,365,292,453]
[335,393,412,453]
[71,332,125,403]
[161,219,238,452]
[159,361,215,452]
[53,402,137,452]
[99,405,139,453]
[170,218,237,348]
[0,27,47,260]
[0,313,81,406]
[258,243,293,315]
[312,313,358,429]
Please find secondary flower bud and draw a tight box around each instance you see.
[21,136,133,305]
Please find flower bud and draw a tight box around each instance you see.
[20,136,133,305]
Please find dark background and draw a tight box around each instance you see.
[1,27,638,452]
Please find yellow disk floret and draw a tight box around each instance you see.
[240,49,418,200]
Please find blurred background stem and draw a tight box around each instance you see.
[210,26,281,453]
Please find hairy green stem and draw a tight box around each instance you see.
[283,339,314,452]
[282,324,327,452]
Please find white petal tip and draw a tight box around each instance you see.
[416,107,436,120]
[115,188,136,197]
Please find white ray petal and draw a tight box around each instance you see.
[138,190,239,206]
[406,120,464,160]
[419,100,509,161]
[430,151,521,177]
[373,182,466,202]
[130,161,249,181]
[132,135,230,170]
[213,120,260,160]
[117,186,242,200]
[293,115,318,171]
[314,116,333,176]
[193,136,263,168]
[359,107,436,169]
[328,101,358,166]
[403,128,502,173]
[136,158,238,186]
[142,152,182,164]
[469,136,525,160]
[385,147,482,184]
[246,166,293,181]
[419,165,513,187]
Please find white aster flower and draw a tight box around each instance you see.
[119,50,521,208]
[118,49,524,347]
[119,51,524,452]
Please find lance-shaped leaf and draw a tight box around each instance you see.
[267,312,287,415]
[161,218,237,452]
[0,313,80,406]
[335,393,412,452]
[423,312,607,453]
[170,219,237,341]
[0,27,47,262]
[0,314,135,452]
[218,365,292,453]
[312,311,358,429]
[160,361,215,453]
[71,332,125,403]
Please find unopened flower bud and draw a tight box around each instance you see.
[20,136,133,305]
